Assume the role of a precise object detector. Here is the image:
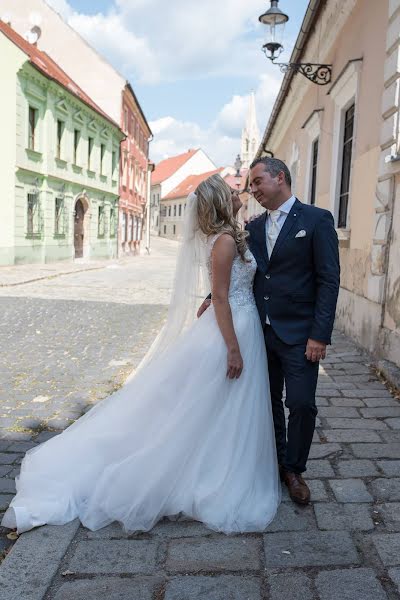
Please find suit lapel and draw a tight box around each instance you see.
[269,199,302,263]
[251,212,269,272]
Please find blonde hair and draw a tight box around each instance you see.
[195,174,249,261]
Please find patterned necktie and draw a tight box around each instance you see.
[267,210,281,257]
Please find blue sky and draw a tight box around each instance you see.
[49,0,309,165]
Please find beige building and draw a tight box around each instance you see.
[256,0,400,368]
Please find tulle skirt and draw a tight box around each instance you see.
[2,302,280,534]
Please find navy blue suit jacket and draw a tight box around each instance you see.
[245,199,340,346]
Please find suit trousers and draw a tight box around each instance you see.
[264,324,319,474]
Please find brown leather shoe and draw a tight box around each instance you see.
[281,470,311,505]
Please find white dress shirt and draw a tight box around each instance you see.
[265,195,296,324]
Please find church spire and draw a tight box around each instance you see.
[241,92,260,169]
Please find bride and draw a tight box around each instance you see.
[2,174,280,535]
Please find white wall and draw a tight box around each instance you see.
[160,150,217,197]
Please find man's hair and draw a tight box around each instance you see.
[250,157,292,187]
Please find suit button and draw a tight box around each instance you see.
[265,274,271,279]
[264,296,270,300]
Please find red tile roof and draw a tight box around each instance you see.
[152,149,200,185]
[163,168,224,200]
[223,169,249,191]
[0,20,120,129]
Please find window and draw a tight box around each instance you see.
[164,225,166,234]
[98,205,105,237]
[338,103,355,228]
[88,137,94,170]
[100,143,106,175]
[124,108,128,133]
[174,205,177,217]
[54,197,65,235]
[129,214,133,241]
[310,138,319,206]
[28,106,38,150]
[27,192,40,236]
[56,120,64,159]
[110,206,116,238]
[178,204,182,217]
[329,59,362,230]
[173,225,176,235]
[73,129,80,165]
[112,150,117,177]
[168,205,171,217]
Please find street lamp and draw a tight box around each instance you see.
[259,0,332,86]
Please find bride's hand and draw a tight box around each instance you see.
[227,347,243,379]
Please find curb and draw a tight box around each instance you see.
[0,520,80,600]
[0,266,107,288]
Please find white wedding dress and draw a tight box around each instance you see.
[2,234,280,535]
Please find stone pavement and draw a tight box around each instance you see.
[0,239,400,598]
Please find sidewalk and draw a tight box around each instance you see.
[0,237,178,287]
[0,330,400,599]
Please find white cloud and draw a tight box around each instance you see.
[149,70,282,167]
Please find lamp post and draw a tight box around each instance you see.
[259,0,332,86]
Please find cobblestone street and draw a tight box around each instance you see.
[1,237,400,599]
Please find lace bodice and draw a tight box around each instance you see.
[207,233,257,310]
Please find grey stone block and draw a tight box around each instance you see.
[304,460,335,478]
[265,503,316,532]
[337,459,379,477]
[0,478,16,493]
[267,573,313,600]
[377,460,400,476]
[316,397,329,406]
[344,390,392,398]
[323,429,381,443]
[370,478,400,501]
[68,540,158,574]
[364,398,400,407]
[351,444,400,459]
[381,431,400,443]
[325,418,387,430]
[263,531,359,567]
[315,568,387,600]
[0,465,12,477]
[166,537,261,573]
[307,479,329,501]
[330,398,365,407]
[378,503,400,531]
[372,534,400,566]
[0,494,13,510]
[34,431,60,443]
[0,520,79,600]
[389,568,400,592]
[53,577,161,600]
[151,519,212,539]
[0,453,20,465]
[318,407,359,418]
[361,407,400,418]
[314,503,374,530]
[308,443,342,459]
[6,441,37,453]
[165,575,262,600]
[329,479,373,502]
[386,418,400,430]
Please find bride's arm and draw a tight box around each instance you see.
[211,234,243,379]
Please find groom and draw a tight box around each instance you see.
[246,157,340,504]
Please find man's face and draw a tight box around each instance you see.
[249,163,282,210]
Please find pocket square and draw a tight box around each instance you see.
[295,230,306,238]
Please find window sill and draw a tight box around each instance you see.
[26,233,42,240]
[55,157,68,168]
[111,179,117,186]
[336,228,351,241]
[25,148,43,162]
[87,169,96,178]
[97,235,106,239]
[72,164,83,174]
[53,233,66,239]
[100,174,108,183]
